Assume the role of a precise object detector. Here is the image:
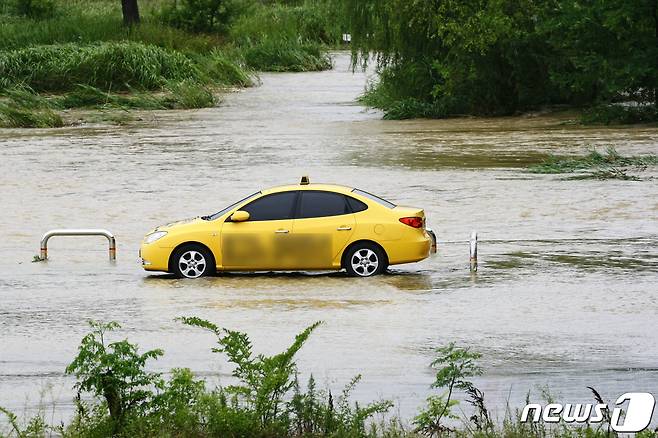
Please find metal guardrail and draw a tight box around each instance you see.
[40,229,116,261]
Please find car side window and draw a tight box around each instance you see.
[298,191,350,219]
[346,196,368,213]
[240,191,298,221]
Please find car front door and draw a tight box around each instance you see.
[290,191,356,269]
[220,191,298,270]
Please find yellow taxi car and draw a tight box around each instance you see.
[140,178,436,278]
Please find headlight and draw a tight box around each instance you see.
[144,231,168,244]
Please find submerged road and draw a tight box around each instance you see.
[1,53,658,425]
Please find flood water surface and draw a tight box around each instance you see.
[1,53,658,424]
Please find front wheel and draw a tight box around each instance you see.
[344,243,386,277]
[171,245,214,279]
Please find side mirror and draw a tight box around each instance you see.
[230,210,250,222]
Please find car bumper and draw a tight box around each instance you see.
[139,243,170,272]
[384,232,432,265]
[426,228,437,254]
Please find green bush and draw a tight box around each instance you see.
[0,42,201,92]
[581,104,658,125]
[241,38,331,72]
[164,80,217,109]
[229,1,343,46]
[345,0,658,119]
[3,321,651,437]
[159,0,233,33]
[194,50,253,87]
[11,0,57,19]
[65,321,164,430]
[0,102,63,128]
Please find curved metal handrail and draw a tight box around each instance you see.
[40,229,116,260]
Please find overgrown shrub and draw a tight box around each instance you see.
[159,0,233,33]
[10,0,57,19]
[65,321,164,431]
[581,104,658,125]
[229,1,343,46]
[3,322,655,437]
[164,80,217,108]
[241,38,331,72]
[0,42,201,92]
[345,0,658,120]
[0,102,63,128]
[195,50,253,87]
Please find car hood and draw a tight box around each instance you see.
[150,217,203,233]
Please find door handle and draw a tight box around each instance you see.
[275,229,289,234]
[337,226,352,231]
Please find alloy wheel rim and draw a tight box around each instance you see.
[351,248,378,277]
[179,250,206,278]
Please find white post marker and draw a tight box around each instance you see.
[469,231,478,272]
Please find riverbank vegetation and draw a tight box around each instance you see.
[346,0,658,123]
[0,0,342,128]
[2,320,656,438]
[529,147,658,180]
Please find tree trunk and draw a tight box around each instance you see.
[121,0,140,26]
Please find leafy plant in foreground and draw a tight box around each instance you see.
[179,316,321,430]
[413,343,483,437]
[65,321,164,431]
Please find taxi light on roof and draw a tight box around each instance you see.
[300,175,310,185]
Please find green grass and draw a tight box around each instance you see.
[0,104,63,128]
[239,38,332,72]
[228,1,343,46]
[55,83,217,110]
[528,147,658,180]
[0,0,337,129]
[0,87,63,128]
[0,42,202,92]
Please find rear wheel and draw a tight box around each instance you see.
[344,243,386,277]
[171,244,214,278]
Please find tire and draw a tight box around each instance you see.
[344,242,387,277]
[171,244,215,279]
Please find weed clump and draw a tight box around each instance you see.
[0,42,200,92]
[1,321,652,437]
[581,104,658,125]
[240,38,332,72]
[529,147,658,180]
[0,102,63,128]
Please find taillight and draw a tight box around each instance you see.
[399,217,423,228]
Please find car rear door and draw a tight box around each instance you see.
[291,191,355,269]
[220,191,298,270]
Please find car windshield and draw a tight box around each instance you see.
[352,188,396,208]
[202,192,261,220]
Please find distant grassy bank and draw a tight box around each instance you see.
[3,320,656,438]
[0,0,342,128]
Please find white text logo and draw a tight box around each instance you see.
[521,392,656,432]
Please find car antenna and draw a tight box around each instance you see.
[300,175,310,185]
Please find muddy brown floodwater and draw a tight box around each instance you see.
[1,53,658,426]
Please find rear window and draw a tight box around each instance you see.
[298,191,350,218]
[346,196,368,213]
[352,189,396,209]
